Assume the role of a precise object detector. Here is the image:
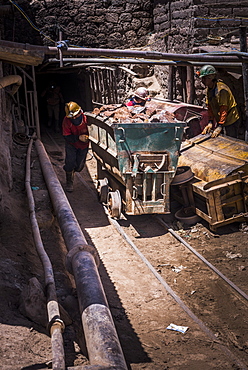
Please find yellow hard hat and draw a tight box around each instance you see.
[65,101,81,118]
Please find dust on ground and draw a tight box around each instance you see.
[0,130,247,369]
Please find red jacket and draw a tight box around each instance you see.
[62,113,89,149]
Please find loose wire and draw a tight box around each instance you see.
[8,0,56,44]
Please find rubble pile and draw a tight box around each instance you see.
[91,102,176,124]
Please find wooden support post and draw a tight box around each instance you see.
[239,26,248,142]
[168,65,175,101]
[186,66,195,104]
[178,66,187,102]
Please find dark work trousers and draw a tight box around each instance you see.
[224,119,240,139]
[63,142,88,173]
[47,104,60,127]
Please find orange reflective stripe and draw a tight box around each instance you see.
[219,105,228,125]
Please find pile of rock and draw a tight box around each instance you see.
[92,102,176,124]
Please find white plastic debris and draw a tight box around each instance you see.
[166,323,189,333]
[171,265,186,273]
[190,228,198,233]
[225,251,242,259]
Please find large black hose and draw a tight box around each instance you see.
[35,139,127,370]
[25,137,65,370]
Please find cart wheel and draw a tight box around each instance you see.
[175,207,200,225]
[108,190,122,219]
[171,166,194,185]
[98,178,109,203]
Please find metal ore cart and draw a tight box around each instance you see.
[86,112,185,218]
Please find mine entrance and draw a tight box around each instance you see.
[35,63,132,135]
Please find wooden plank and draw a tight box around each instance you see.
[210,213,248,228]
[221,194,243,207]
[203,173,240,190]
[206,191,218,223]
[192,183,208,197]
[195,208,212,222]
[213,189,225,221]
[0,46,44,66]
[125,174,134,213]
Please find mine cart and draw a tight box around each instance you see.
[171,134,248,230]
[86,111,185,218]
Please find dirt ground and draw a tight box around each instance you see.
[0,129,247,370]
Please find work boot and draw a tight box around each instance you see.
[65,171,74,192]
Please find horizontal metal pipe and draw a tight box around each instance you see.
[47,58,243,68]
[34,139,127,370]
[47,46,248,63]
[0,40,247,63]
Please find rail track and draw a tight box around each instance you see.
[39,128,248,369]
[106,210,248,364]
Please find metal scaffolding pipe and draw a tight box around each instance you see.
[46,46,248,63]
[46,57,243,68]
[25,136,65,370]
[34,139,127,370]
[1,40,248,63]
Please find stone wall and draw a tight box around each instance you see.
[153,0,248,53]
[1,0,248,130]
[152,0,248,117]
[3,0,153,49]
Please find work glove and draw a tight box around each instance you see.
[211,125,222,138]
[79,134,89,143]
[201,122,213,135]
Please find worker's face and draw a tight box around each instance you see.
[72,112,81,119]
[201,75,215,88]
[134,97,144,104]
[70,112,82,126]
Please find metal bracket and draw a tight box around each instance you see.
[47,315,65,337]
[66,244,100,274]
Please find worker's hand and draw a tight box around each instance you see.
[211,125,222,138]
[79,134,89,143]
[201,122,213,135]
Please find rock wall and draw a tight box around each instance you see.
[153,0,248,53]
[152,0,248,117]
[3,0,153,49]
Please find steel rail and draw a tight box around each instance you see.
[156,216,248,302]
[34,139,128,370]
[102,206,247,370]
[25,136,65,370]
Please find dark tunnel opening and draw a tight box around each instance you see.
[35,68,93,133]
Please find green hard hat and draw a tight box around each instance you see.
[199,65,217,78]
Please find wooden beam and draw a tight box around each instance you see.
[0,45,44,66]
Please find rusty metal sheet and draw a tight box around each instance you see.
[179,134,248,182]
[112,122,185,174]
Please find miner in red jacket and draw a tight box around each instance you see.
[62,101,89,192]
